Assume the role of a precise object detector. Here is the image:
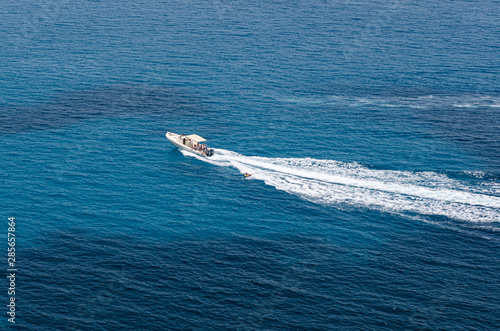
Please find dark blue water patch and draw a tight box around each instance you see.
[0,85,207,134]
[14,225,500,331]
[408,106,500,174]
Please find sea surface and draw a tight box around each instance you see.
[1,0,500,330]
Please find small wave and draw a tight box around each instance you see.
[183,149,500,225]
[279,94,500,110]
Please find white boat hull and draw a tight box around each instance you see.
[166,132,213,157]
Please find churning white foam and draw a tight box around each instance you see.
[182,149,500,224]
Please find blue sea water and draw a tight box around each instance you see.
[1,0,500,329]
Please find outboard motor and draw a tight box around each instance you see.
[207,148,214,157]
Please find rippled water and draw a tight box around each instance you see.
[1,0,499,330]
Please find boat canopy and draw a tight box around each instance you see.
[186,134,206,143]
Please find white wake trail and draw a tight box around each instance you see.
[182,149,500,224]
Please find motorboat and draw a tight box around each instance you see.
[166,132,215,157]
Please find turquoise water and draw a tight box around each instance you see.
[1,0,500,329]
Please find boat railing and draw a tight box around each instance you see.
[170,132,214,157]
